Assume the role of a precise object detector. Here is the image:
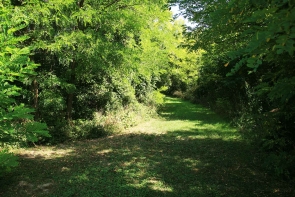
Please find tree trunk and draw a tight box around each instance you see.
[66,61,76,121]
[32,78,39,120]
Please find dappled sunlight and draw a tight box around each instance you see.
[145,178,174,192]
[2,97,294,197]
[156,97,242,141]
[164,97,183,104]
[96,149,113,155]
[3,132,293,197]
[61,166,71,172]
[15,147,74,160]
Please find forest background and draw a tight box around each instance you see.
[1,0,295,179]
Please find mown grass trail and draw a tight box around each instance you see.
[1,97,294,197]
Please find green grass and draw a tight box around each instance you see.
[1,97,294,197]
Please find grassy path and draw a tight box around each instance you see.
[1,97,294,197]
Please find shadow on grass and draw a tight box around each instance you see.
[1,97,294,196]
[165,129,237,139]
[1,133,294,197]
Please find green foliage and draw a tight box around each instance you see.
[0,149,18,175]
[63,119,107,141]
[150,20,201,96]
[150,90,165,107]
[172,0,295,178]
[1,0,190,144]
[2,0,204,149]
[263,152,295,178]
[0,4,50,175]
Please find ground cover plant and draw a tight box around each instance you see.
[1,97,294,197]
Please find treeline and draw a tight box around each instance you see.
[169,0,295,178]
[0,0,197,174]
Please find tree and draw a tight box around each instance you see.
[4,0,186,141]
[170,0,295,177]
[0,3,50,175]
